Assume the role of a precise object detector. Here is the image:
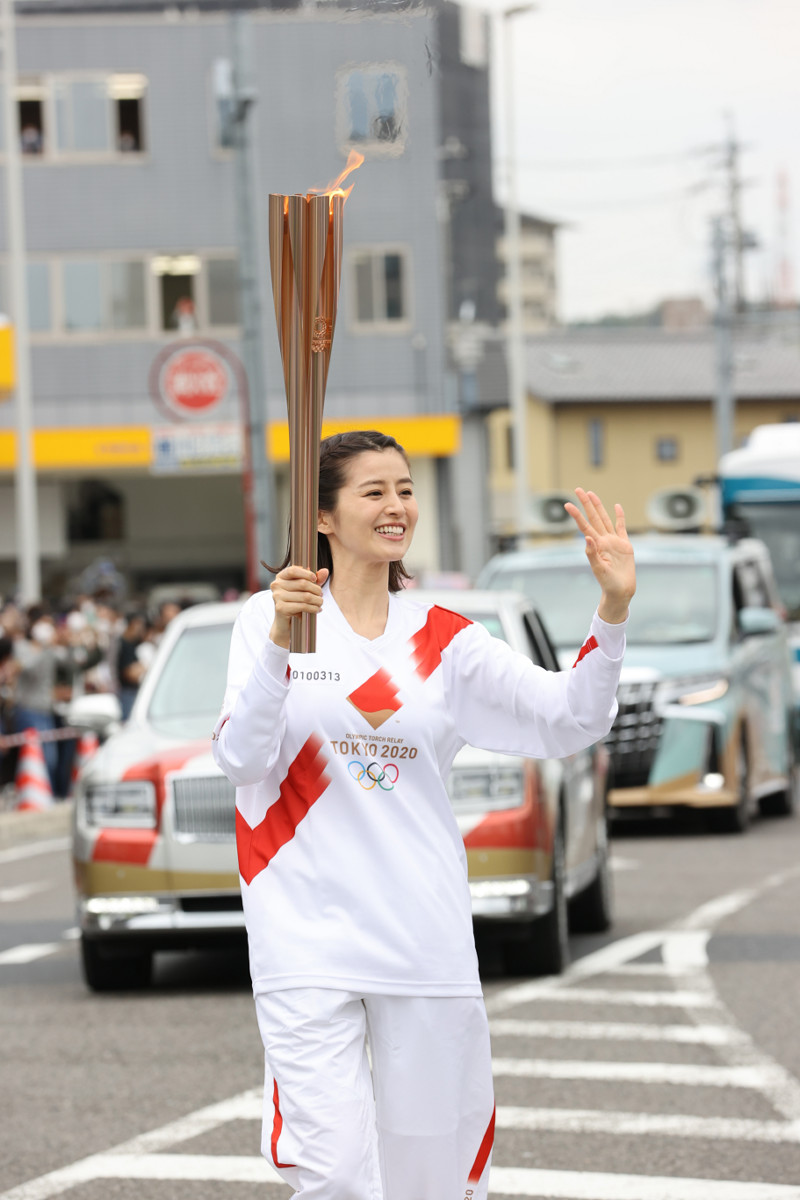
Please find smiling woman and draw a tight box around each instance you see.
[212,429,634,1199]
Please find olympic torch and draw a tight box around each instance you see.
[268,152,363,653]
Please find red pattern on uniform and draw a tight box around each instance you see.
[236,735,331,885]
[573,635,598,667]
[410,606,472,681]
[468,1104,496,1182]
[347,668,402,716]
[270,1079,295,1168]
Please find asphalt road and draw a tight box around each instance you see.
[1,809,800,1200]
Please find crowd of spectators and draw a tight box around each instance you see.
[0,595,184,803]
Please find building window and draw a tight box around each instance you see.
[152,255,201,332]
[338,65,407,155]
[27,262,52,331]
[351,248,409,328]
[207,258,239,326]
[68,480,125,541]
[18,81,46,155]
[588,418,604,467]
[109,261,146,329]
[459,6,488,68]
[0,260,52,331]
[63,260,146,332]
[53,73,146,155]
[656,436,679,462]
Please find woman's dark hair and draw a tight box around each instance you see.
[264,429,413,593]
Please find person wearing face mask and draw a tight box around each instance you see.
[11,608,59,793]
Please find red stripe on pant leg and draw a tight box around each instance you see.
[271,1079,295,1169]
[468,1104,496,1183]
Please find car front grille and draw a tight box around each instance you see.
[172,775,236,841]
[606,681,662,788]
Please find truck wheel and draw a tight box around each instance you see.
[569,813,613,934]
[710,737,750,834]
[760,730,799,818]
[504,817,569,977]
[81,937,153,992]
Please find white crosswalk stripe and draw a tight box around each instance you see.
[0,943,60,965]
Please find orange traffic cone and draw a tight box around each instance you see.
[70,730,100,795]
[15,729,54,811]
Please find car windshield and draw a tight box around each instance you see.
[486,562,718,647]
[147,623,232,738]
[729,503,800,619]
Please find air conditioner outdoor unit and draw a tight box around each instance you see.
[527,491,575,534]
[647,486,707,531]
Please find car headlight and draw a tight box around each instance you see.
[84,782,156,828]
[447,765,525,814]
[657,675,729,709]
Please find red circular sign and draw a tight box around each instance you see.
[160,349,229,416]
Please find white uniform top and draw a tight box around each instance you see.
[213,583,625,998]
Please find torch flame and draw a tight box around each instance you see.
[308,150,365,203]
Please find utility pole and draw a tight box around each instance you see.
[500,4,536,546]
[712,216,735,462]
[724,119,746,313]
[221,14,278,583]
[0,0,41,603]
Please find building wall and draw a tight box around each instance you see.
[0,6,467,592]
[488,396,800,538]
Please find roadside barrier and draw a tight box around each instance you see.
[0,726,82,750]
[14,729,54,811]
[70,730,100,795]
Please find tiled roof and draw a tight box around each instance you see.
[524,326,800,402]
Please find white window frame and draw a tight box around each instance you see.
[204,253,240,331]
[58,254,150,339]
[5,251,241,343]
[0,72,149,164]
[347,244,412,335]
[0,256,54,337]
[336,63,408,158]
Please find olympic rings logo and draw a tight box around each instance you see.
[348,760,400,791]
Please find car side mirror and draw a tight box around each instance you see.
[67,692,123,734]
[738,606,781,637]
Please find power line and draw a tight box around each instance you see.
[497,148,711,172]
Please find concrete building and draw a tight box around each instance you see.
[496,211,559,333]
[0,0,500,598]
[487,323,800,539]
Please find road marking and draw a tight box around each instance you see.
[66,1154,279,1183]
[661,929,711,970]
[0,838,70,865]
[0,882,51,903]
[492,1057,780,1088]
[485,930,670,1014]
[489,1018,746,1045]
[3,1151,799,1199]
[602,963,694,977]
[0,943,60,965]
[495,1105,800,1143]
[517,986,720,1008]
[488,1166,800,1198]
[609,855,638,871]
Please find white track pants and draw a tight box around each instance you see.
[255,988,495,1200]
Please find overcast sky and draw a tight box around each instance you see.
[477,0,798,322]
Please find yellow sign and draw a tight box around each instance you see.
[0,415,462,470]
[0,322,16,396]
[268,415,462,462]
